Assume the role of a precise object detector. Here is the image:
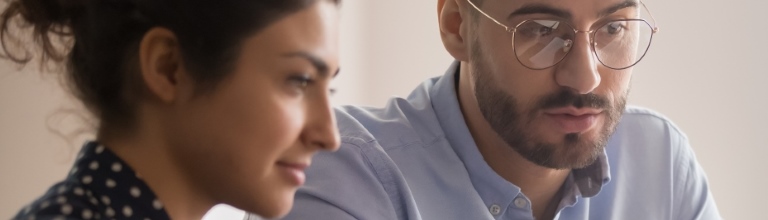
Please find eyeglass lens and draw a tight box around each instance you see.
[513,19,654,70]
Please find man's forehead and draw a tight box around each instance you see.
[491,0,639,20]
[498,0,638,8]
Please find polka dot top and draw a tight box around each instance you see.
[14,141,171,220]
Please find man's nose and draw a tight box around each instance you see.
[554,33,601,94]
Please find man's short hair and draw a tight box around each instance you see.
[469,0,485,24]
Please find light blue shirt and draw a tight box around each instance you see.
[280,61,721,220]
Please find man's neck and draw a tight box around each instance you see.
[456,62,569,219]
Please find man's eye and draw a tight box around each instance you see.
[518,20,562,38]
[520,26,553,37]
[537,26,554,36]
[604,21,626,35]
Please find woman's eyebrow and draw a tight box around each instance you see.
[282,51,339,78]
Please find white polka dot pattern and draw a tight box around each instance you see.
[82,209,93,219]
[89,161,99,170]
[55,196,66,204]
[82,175,92,184]
[131,186,142,198]
[60,204,72,215]
[106,178,117,188]
[105,207,115,217]
[112,162,123,172]
[73,187,84,196]
[13,142,171,220]
[124,205,134,217]
[101,195,111,205]
[153,199,163,210]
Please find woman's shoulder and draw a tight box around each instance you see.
[13,142,171,220]
[14,180,101,220]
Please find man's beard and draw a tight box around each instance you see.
[470,45,627,170]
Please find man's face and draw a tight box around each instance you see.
[468,0,640,169]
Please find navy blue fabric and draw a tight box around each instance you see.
[14,142,170,220]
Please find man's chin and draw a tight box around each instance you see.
[562,139,606,168]
[520,134,605,169]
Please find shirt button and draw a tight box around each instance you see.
[513,197,529,208]
[489,204,501,215]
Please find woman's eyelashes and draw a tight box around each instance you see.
[287,72,336,96]
[329,88,337,96]
[288,74,314,90]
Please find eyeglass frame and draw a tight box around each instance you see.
[466,0,660,70]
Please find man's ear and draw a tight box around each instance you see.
[138,27,185,103]
[438,0,469,61]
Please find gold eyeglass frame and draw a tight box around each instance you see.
[466,0,660,70]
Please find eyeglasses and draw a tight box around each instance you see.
[467,0,659,70]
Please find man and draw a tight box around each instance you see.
[279,0,720,219]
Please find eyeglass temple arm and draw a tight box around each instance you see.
[466,0,512,31]
[640,1,660,33]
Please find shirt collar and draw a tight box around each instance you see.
[68,141,171,219]
[429,61,611,210]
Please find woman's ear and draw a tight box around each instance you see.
[438,0,470,61]
[138,27,185,103]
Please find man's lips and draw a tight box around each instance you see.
[543,107,603,116]
[543,107,603,133]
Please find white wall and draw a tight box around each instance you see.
[2,0,766,219]
[631,0,768,218]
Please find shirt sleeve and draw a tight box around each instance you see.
[673,133,722,220]
[278,138,401,220]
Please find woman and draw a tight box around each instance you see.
[3,0,342,219]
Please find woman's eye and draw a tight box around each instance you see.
[329,88,337,95]
[289,75,314,89]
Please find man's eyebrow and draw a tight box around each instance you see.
[507,0,639,21]
[508,4,572,20]
[599,0,638,18]
[282,52,339,78]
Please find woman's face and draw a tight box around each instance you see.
[165,2,340,218]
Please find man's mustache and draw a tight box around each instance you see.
[538,89,610,110]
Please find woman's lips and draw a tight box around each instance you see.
[277,161,309,186]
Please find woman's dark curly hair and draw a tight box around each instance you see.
[1,0,338,130]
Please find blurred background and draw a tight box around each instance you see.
[2,0,766,219]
